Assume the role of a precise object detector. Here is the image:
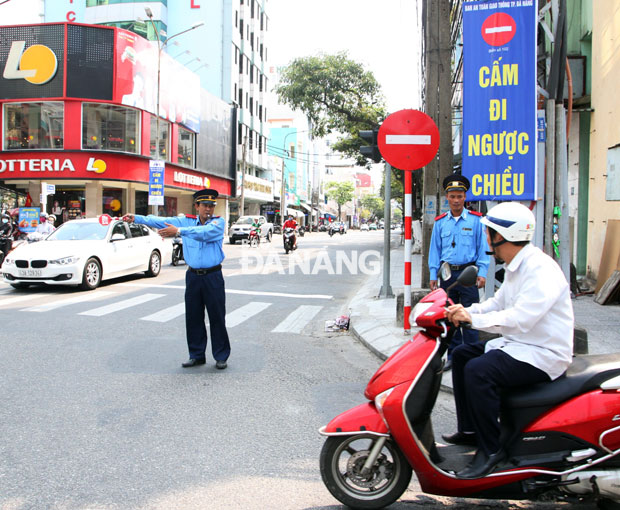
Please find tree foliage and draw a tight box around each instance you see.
[274,52,387,166]
[360,195,385,220]
[325,181,355,221]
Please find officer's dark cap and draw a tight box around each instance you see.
[193,188,218,204]
[443,173,470,192]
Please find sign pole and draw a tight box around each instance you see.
[403,170,413,333]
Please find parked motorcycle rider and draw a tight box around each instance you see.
[36,212,55,235]
[282,214,298,249]
[443,202,574,479]
[0,213,13,260]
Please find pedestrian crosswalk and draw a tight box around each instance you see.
[0,285,331,335]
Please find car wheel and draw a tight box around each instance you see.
[80,258,101,291]
[10,283,30,289]
[146,250,161,277]
[229,238,236,245]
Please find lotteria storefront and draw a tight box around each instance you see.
[0,23,235,223]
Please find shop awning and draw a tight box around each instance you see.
[299,202,311,212]
[287,208,304,218]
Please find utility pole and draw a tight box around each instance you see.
[239,135,247,217]
[422,0,453,288]
[379,163,394,298]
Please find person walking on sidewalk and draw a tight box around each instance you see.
[428,173,489,370]
[442,202,574,479]
[122,188,231,370]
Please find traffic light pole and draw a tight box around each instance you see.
[379,163,394,298]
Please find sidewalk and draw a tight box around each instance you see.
[349,238,620,393]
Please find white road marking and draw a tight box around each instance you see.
[272,305,323,334]
[226,289,332,300]
[21,291,116,312]
[226,301,271,328]
[140,302,185,322]
[0,293,53,307]
[79,293,165,317]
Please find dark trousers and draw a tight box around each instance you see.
[440,270,480,356]
[185,269,231,362]
[452,343,550,456]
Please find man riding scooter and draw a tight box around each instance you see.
[0,212,13,264]
[443,202,574,479]
[282,214,298,250]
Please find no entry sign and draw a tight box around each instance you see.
[481,12,517,46]
[377,109,440,171]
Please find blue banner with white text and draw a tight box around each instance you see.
[462,0,537,201]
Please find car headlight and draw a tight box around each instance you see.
[410,302,434,326]
[49,256,80,265]
[3,257,14,265]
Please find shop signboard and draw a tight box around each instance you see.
[18,207,40,232]
[148,160,165,206]
[115,29,201,133]
[0,152,232,196]
[462,0,537,201]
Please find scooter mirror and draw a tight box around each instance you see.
[457,265,478,287]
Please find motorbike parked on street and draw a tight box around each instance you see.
[319,265,620,510]
[283,227,296,254]
[171,236,184,266]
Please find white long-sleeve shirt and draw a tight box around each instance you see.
[468,243,574,380]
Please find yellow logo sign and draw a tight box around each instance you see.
[86,158,107,174]
[3,41,58,85]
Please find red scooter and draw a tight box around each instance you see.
[320,266,620,509]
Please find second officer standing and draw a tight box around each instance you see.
[428,174,489,369]
[123,188,231,370]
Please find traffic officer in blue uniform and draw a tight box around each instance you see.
[429,174,489,370]
[123,188,231,370]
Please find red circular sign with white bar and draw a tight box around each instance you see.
[377,109,440,171]
[481,12,517,47]
[99,214,112,226]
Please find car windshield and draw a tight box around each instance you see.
[236,218,254,225]
[47,222,109,241]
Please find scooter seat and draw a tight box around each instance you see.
[505,353,620,409]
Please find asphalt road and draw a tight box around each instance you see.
[0,231,599,510]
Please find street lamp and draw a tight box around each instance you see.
[144,7,204,214]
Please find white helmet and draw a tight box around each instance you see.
[481,202,535,242]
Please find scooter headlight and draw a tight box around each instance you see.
[410,302,433,326]
[374,387,395,428]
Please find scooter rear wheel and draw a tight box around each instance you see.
[320,434,412,509]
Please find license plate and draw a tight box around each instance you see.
[18,269,42,277]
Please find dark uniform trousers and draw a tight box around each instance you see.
[440,269,480,356]
[185,269,231,362]
[452,343,550,456]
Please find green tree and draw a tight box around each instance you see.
[360,195,385,220]
[274,52,386,166]
[325,181,355,221]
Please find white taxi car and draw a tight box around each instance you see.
[2,218,167,290]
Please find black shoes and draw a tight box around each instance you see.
[215,360,228,370]
[457,449,507,479]
[182,358,206,368]
[441,431,477,446]
[443,359,453,371]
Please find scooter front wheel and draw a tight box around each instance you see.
[320,434,412,509]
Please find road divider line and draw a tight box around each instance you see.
[226,289,332,299]
[79,293,165,317]
[21,291,116,312]
[272,305,322,334]
[226,301,271,328]
[140,302,185,322]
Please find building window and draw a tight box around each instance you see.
[3,102,64,150]
[239,88,243,108]
[177,127,195,167]
[150,117,170,160]
[82,103,138,153]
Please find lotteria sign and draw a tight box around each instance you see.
[0,153,231,195]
